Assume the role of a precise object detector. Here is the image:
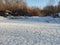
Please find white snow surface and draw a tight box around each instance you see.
[58,13,60,17]
[0,16,60,45]
[0,16,60,23]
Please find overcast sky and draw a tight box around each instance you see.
[26,0,60,8]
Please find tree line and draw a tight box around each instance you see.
[0,0,60,17]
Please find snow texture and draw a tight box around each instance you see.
[0,16,60,45]
[0,16,60,23]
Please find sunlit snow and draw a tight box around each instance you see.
[0,16,60,45]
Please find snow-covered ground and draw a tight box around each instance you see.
[0,16,60,23]
[0,16,60,45]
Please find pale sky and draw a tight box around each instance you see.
[26,0,60,8]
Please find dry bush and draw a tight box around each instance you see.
[4,3,12,10]
[57,2,60,13]
[0,0,45,16]
[0,2,5,10]
[43,5,55,16]
[42,1,60,16]
[1,0,60,17]
[10,2,28,16]
[27,7,44,16]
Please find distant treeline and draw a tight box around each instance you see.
[0,0,60,17]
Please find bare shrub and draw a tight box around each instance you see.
[0,0,60,17]
[27,7,44,16]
